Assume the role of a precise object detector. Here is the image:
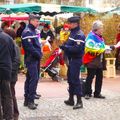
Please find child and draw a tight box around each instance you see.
[60,23,70,44]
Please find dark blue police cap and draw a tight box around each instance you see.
[68,16,80,23]
[29,14,41,20]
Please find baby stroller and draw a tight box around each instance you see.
[40,48,64,81]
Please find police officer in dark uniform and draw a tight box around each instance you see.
[22,14,42,110]
[60,16,85,109]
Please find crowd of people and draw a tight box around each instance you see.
[0,14,120,120]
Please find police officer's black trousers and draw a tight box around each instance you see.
[24,61,39,103]
[67,58,82,96]
[35,61,40,95]
[85,68,103,96]
[0,80,13,120]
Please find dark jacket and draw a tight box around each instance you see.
[16,27,25,37]
[0,28,16,80]
[86,54,103,68]
[41,29,55,42]
[11,44,20,82]
[86,53,106,70]
[22,24,42,65]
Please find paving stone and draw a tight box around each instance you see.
[18,90,120,120]
[25,116,63,120]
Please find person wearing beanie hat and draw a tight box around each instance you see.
[60,16,85,109]
[21,14,42,110]
[63,23,70,31]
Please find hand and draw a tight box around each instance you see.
[110,45,115,50]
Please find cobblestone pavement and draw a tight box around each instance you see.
[17,75,120,120]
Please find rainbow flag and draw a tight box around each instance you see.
[83,31,106,64]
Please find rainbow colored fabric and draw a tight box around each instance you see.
[83,31,106,64]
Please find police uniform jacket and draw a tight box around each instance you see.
[64,26,85,61]
[22,24,42,65]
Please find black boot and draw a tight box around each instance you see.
[28,102,37,110]
[24,98,38,107]
[64,94,74,106]
[34,94,41,99]
[24,98,28,107]
[73,95,83,110]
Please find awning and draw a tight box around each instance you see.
[0,13,29,21]
[33,3,61,16]
[107,7,120,15]
[61,5,97,13]
[0,3,41,14]
[0,3,97,17]
[37,4,97,15]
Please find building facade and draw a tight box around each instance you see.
[84,0,119,12]
[12,0,83,5]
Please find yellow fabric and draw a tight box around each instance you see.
[60,30,70,44]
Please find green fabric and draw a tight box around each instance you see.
[61,5,97,13]
[0,3,41,14]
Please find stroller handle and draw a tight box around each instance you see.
[58,48,62,54]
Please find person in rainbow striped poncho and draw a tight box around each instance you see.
[83,20,106,99]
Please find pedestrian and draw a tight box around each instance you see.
[115,24,120,70]
[4,28,20,120]
[16,22,26,38]
[41,23,55,44]
[60,23,70,67]
[60,16,85,109]
[0,27,16,119]
[83,20,106,99]
[1,21,9,31]
[22,14,42,110]
[60,23,70,44]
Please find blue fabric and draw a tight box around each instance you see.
[62,26,85,96]
[68,58,82,95]
[22,24,42,65]
[22,24,41,102]
[24,61,39,102]
[64,26,85,59]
